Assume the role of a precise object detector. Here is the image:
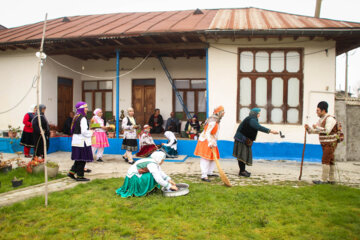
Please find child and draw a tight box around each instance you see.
[160,131,178,158]
[91,108,109,162]
[136,124,158,158]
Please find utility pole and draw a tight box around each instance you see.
[345,52,349,98]
[314,0,322,18]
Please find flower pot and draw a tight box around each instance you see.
[50,130,57,138]
[108,132,115,138]
[11,179,23,188]
[8,131,17,138]
[47,166,59,178]
[32,164,44,174]
[0,165,12,174]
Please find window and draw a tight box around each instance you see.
[82,80,113,120]
[237,48,303,124]
[173,79,206,121]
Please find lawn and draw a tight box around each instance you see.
[0,167,65,194]
[0,178,359,240]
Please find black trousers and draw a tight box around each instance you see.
[70,161,86,177]
[238,161,246,172]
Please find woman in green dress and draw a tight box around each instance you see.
[116,151,178,198]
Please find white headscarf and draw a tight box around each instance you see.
[29,104,36,113]
[150,151,166,164]
[164,131,177,150]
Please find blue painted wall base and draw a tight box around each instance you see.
[0,137,322,162]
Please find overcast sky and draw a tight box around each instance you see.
[1,0,359,95]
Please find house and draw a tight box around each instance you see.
[1,8,360,160]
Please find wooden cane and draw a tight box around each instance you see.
[212,148,232,187]
[299,129,307,180]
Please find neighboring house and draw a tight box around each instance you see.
[1,8,360,159]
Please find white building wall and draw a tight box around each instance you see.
[208,37,336,143]
[0,50,38,130]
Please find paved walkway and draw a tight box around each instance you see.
[1,152,359,207]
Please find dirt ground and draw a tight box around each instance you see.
[3,152,359,188]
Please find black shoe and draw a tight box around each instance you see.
[313,180,327,185]
[128,161,135,165]
[327,181,336,185]
[207,174,219,177]
[84,168,92,173]
[239,171,250,177]
[201,178,211,182]
[123,155,128,162]
[76,177,90,182]
[67,173,76,180]
[97,158,104,162]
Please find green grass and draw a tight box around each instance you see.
[0,167,65,194]
[0,178,359,240]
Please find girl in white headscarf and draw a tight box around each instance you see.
[91,108,109,162]
[160,131,178,158]
[116,151,177,198]
[121,107,139,164]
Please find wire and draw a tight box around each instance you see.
[47,51,152,80]
[0,75,38,114]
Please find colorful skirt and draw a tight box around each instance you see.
[136,144,158,158]
[116,173,160,198]
[20,131,34,147]
[233,140,252,166]
[92,132,109,148]
[160,145,178,158]
[71,144,94,162]
[121,138,138,152]
[194,140,219,160]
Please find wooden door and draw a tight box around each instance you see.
[58,77,73,131]
[132,79,155,127]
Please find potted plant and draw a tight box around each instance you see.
[8,125,21,139]
[0,160,12,174]
[26,156,44,174]
[107,125,116,138]
[46,161,59,178]
[49,124,57,138]
[11,176,23,188]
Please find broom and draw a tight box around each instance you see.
[212,148,232,187]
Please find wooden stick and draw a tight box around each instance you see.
[212,148,232,187]
[299,130,307,180]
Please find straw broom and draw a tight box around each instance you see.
[212,148,232,187]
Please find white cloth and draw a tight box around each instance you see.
[198,121,218,147]
[122,117,137,139]
[200,158,216,179]
[163,131,177,150]
[92,116,106,132]
[71,117,93,147]
[92,147,104,160]
[309,114,337,135]
[139,132,155,148]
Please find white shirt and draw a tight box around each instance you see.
[122,117,137,139]
[71,117,93,147]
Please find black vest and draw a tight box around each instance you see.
[239,116,258,141]
[72,116,89,134]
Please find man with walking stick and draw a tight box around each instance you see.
[305,101,338,184]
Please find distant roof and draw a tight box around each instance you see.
[1,8,359,59]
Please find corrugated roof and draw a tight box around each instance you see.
[1,7,359,44]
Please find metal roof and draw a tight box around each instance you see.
[0,7,359,59]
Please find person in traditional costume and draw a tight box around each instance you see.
[233,108,278,177]
[305,101,338,184]
[116,151,178,198]
[136,124,158,158]
[67,102,93,182]
[148,108,164,134]
[32,104,50,158]
[184,115,201,140]
[194,106,225,182]
[63,111,74,135]
[20,104,36,158]
[165,111,180,133]
[91,108,109,162]
[122,107,139,164]
[160,131,178,158]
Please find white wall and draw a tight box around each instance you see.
[81,57,206,122]
[0,49,38,130]
[208,37,336,143]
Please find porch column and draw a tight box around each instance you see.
[206,48,209,118]
[116,49,120,138]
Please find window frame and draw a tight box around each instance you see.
[237,48,304,124]
[172,78,207,121]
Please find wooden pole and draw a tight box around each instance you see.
[314,0,322,18]
[345,52,349,99]
[36,13,48,206]
[299,130,307,180]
